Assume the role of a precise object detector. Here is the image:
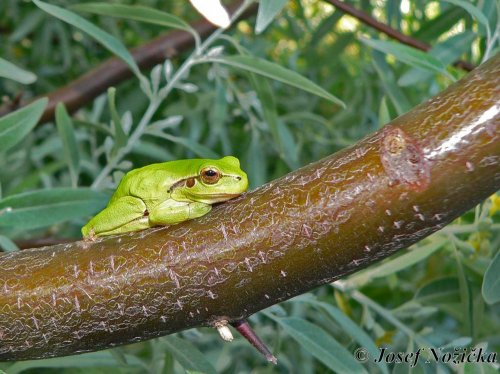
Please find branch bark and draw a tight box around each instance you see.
[0,55,499,361]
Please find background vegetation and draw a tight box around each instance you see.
[0,0,498,373]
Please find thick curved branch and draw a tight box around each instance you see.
[0,55,499,361]
[0,1,256,123]
[324,0,476,72]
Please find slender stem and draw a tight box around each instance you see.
[91,99,159,188]
[231,319,277,364]
[91,0,254,189]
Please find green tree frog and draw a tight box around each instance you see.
[82,156,248,239]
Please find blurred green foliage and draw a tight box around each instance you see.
[0,0,499,372]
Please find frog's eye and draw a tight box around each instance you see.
[200,168,221,184]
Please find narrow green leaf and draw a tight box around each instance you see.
[0,235,19,252]
[482,250,500,304]
[55,103,80,187]
[33,0,146,85]
[0,188,109,230]
[0,98,48,152]
[216,42,287,161]
[412,6,466,42]
[169,136,219,159]
[256,0,288,34]
[309,11,342,48]
[312,302,389,374]
[442,0,491,37]
[107,87,127,154]
[399,32,476,86]
[371,238,447,278]
[146,130,219,159]
[248,72,283,157]
[453,243,473,336]
[9,162,66,195]
[6,351,147,374]
[361,38,452,78]
[277,120,299,170]
[210,55,345,107]
[371,53,411,115]
[160,336,217,374]
[277,317,367,373]
[72,3,194,34]
[0,57,37,84]
[349,238,447,286]
[245,130,267,189]
[132,140,174,161]
[9,10,45,43]
[415,277,460,304]
[378,96,390,127]
[463,362,499,374]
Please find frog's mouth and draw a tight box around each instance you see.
[198,192,243,200]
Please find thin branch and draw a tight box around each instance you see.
[0,1,257,123]
[0,55,498,361]
[323,0,476,72]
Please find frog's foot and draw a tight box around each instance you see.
[83,228,97,242]
[215,319,277,364]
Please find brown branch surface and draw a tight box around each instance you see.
[0,2,256,123]
[0,55,499,361]
[324,0,476,71]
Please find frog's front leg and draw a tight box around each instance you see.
[82,196,149,239]
[149,200,212,226]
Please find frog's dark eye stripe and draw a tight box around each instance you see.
[200,168,221,184]
[186,178,196,188]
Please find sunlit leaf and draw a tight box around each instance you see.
[0,98,48,152]
[210,55,345,107]
[442,0,491,37]
[189,0,230,28]
[0,57,37,84]
[256,0,288,34]
[412,6,466,42]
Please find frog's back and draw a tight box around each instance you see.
[108,160,198,205]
